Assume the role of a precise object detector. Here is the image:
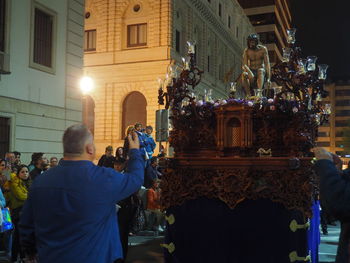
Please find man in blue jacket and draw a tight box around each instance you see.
[19,124,144,263]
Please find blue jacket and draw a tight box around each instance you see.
[136,131,148,158]
[145,134,156,157]
[19,149,144,263]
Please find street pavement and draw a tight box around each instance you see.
[126,232,164,263]
[126,223,340,263]
[0,224,339,263]
[319,222,340,263]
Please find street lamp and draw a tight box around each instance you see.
[79,76,94,95]
[79,76,94,125]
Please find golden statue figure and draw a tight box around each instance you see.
[242,34,271,96]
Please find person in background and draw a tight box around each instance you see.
[19,124,144,263]
[134,123,148,161]
[0,158,12,259]
[145,126,156,159]
[0,177,7,259]
[0,183,6,214]
[157,145,166,158]
[123,126,135,159]
[9,165,31,263]
[0,159,10,191]
[42,163,50,172]
[50,157,58,168]
[98,145,114,168]
[5,153,16,173]
[28,153,36,172]
[115,147,125,163]
[42,157,49,166]
[13,151,21,172]
[5,153,15,166]
[313,147,350,263]
[144,157,161,189]
[114,158,138,263]
[29,153,44,181]
[147,179,164,233]
[0,158,13,202]
[113,159,126,173]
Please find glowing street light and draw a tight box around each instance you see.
[79,76,94,95]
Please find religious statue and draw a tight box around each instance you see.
[242,34,271,96]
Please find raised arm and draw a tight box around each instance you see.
[109,133,144,202]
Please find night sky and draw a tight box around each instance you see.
[291,0,350,80]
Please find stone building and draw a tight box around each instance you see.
[318,81,350,166]
[0,0,85,163]
[84,0,254,157]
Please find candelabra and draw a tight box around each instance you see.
[271,28,329,125]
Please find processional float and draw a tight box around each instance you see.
[158,28,329,263]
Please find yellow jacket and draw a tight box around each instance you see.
[9,175,30,210]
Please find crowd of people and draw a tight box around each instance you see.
[0,151,60,262]
[0,122,164,263]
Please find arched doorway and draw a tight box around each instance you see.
[82,95,95,135]
[122,91,147,138]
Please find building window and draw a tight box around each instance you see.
[248,13,276,26]
[219,3,222,17]
[133,4,141,12]
[336,120,349,127]
[336,90,350,96]
[228,16,231,28]
[336,131,344,137]
[317,141,330,147]
[0,117,10,159]
[336,110,350,117]
[237,0,274,9]
[122,91,147,139]
[127,23,147,47]
[318,131,330,137]
[175,30,180,53]
[30,3,56,74]
[84,30,96,52]
[0,0,5,53]
[336,100,350,107]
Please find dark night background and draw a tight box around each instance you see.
[291,0,350,80]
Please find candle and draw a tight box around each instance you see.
[187,41,196,54]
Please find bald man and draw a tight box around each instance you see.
[19,124,144,263]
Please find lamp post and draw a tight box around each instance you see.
[79,76,94,125]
